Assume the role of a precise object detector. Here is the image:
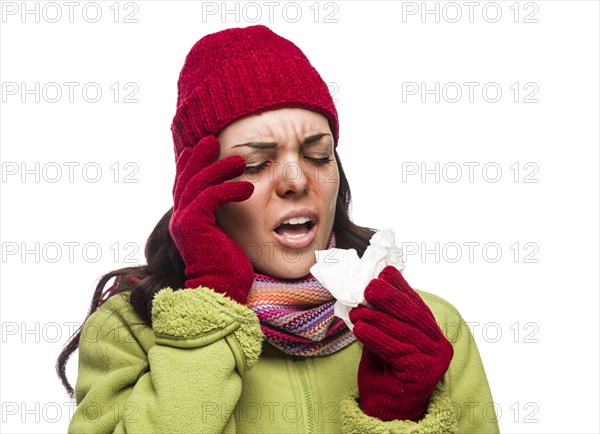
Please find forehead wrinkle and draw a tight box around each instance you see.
[232,133,331,154]
[252,114,326,148]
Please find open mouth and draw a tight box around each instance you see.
[272,215,318,249]
[274,220,315,238]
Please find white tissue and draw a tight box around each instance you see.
[309,229,405,332]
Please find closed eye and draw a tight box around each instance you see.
[307,157,333,165]
[245,161,269,174]
[245,156,333,174]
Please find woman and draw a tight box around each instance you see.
[57,25,499,433]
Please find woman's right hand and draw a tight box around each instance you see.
[169,135,255,305]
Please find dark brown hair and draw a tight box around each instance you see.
[56,148,377,398]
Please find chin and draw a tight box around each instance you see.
[255,260,313,280]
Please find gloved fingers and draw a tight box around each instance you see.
[378,266,429,310]
[190,135,221,173]
[352,320,424,376]
[178,156,248,211]
[174,136,220,205]
[356,346,389,381]
[363,279,445,340]
[350,305,440,357]
[196,181,255,217]
[353,318,452,385]
[358,303,455,376]
[351,307,422,355]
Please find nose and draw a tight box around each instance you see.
[275,158,310,198]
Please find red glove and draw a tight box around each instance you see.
[348,265,454,422]
[169,135,255,305]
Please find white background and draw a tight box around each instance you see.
[1,1,599,433]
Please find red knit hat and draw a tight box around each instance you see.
[171,25,339,161]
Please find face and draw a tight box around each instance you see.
[215,107,340,279]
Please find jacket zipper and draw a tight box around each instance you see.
[295,358,315,433]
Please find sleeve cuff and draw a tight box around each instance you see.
[340,381,458,434]
[151,286,263,371]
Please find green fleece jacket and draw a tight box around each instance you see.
[68,285,499,434]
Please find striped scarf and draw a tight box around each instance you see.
[246,231,357,356]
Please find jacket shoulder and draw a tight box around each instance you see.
[414,289,500,433]
[81,291,156,353]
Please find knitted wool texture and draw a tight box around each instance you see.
[349,266,455,422]
[171,24,340,161]
[246,231,358,356]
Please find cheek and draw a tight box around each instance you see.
[215,201,242,226]
[314,165,340,204]
[215,184,265,230]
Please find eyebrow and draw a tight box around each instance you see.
[232,133,331,149]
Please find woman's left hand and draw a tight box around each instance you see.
[348,265,454,422]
